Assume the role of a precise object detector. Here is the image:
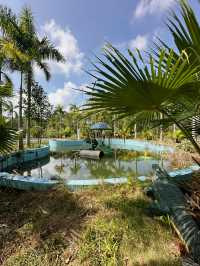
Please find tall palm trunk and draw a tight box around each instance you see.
[160,113,163,141]
[11,110,13,128]
[26,69,32,147]
[18,71,24,150]
[134,123,137,139]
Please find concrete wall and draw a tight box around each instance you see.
[0,146,49,171]
[49,139,91,152]
[49,138,174,153]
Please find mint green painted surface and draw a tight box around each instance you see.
[0,146,49,171]
[0,172,58,191]
[49,139,174,153]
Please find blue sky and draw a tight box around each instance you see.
[0,0,198,110]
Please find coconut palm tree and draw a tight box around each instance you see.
[4,100,18,128]
[19,7,64,147]
[0,6,30,149]
[69,104,80,139]
[0,6,65,148]
[54,105,65,138]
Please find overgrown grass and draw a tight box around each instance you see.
[0,183,181,265]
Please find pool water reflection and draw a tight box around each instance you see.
[11,150,171,180]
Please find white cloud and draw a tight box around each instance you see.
[48,82,87,111]
[129,34,148,50]
[37,19,84,77]
[134,0,175,18]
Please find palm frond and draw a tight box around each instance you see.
[36,61,51,81]
[38,37,65,62]
[0,75,13,97]
[0,117,17,154]
[85,44,199,117]
[19,6,36,35]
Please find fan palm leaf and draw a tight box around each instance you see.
[85,45,199,114]
[85,44,200,153]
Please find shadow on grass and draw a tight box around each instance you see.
[140,258,181,266]
[104,194,150,227]
[0,185,89,264]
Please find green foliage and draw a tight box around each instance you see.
[0,5,65,147]
[63,127,72,137]
[24,82,52,128]
[0,117,17,154]
[174,130,185,142]
[79,218,123,265]
[46,128,57,138]
[78,187,181,266]
[30,126,44,139]
[140,130,153,140]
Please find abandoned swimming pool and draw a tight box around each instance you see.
[8,149,170,181]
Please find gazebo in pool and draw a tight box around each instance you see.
[90,122,112,146]
[90,122,111,131]
[90,122,113,155]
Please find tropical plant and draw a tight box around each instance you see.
[84,44,200,154]
[0,71,13,117]
[24,81,52,128]
[0,5,65,148]
[4,100,18,128]
[0,78,17,154]
[0,66,17,154]
[30,126,44,145]
[0,117,17,154]
[0,116,17,154]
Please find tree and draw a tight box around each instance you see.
[24,81,52,128]
[0,6,65,148]
[0,6,31,150]
[69,104,81,139]
[54,105,65,138]
[4,100,18,128]
[30,126,44,145]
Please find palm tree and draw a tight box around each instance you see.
[69,104,80,139]
[0,6,29,149]
[0,74,17,154]
[0,6,65,148]
[0,73,12,116]
[54,105,65,138]
[19,7,64,147]
[84,44,200,154]
[0,117,17,154]
[4,100,18,128]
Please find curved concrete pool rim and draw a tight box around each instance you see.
[49,138,174,153]
[2,140,197,190]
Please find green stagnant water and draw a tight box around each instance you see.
[9,150,170,180]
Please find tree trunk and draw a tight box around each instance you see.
[173,124,176,134]
[11,112,13,128]
[77,121,80,140]
[26,70,32,147]
[160,113,163,141]
[18,72,24,150]
[134,123,137,139]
